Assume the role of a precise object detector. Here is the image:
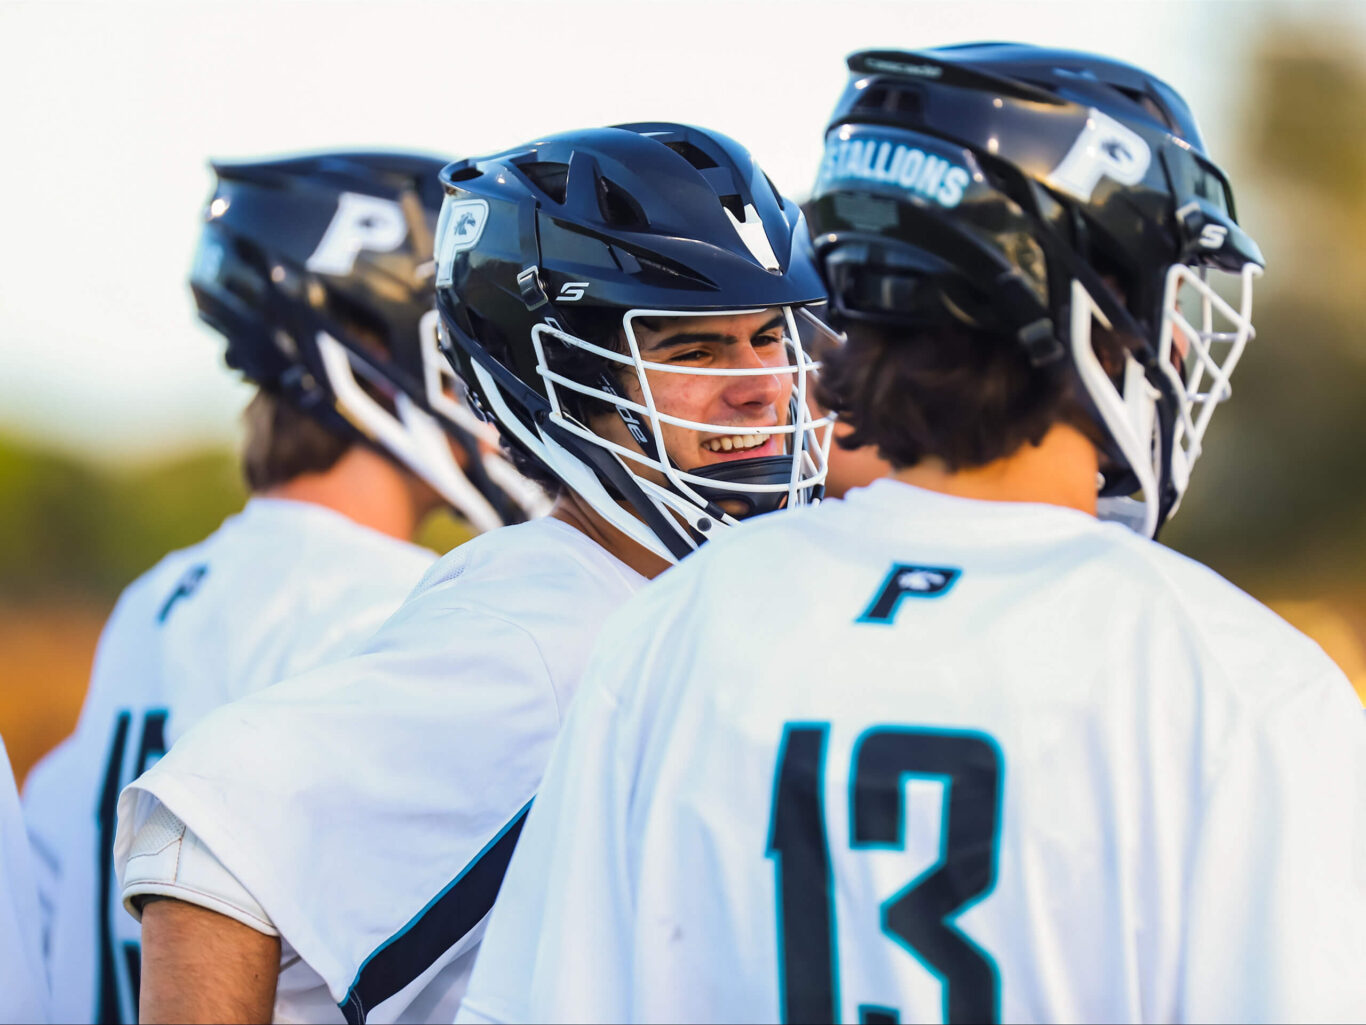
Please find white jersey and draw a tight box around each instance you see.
[113,515,645,1024]
[22,497,434,1025]
[461,480,1366,1025]
[0,737,48,1024]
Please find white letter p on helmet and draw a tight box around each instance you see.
[306,193,408,275]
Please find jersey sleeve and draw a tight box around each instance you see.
[1179,669,1366,1022]
[113,602,562,1024]
[457,653,638,1025]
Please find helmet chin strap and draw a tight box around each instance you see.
[686,457,795,517]
[599,374,803,521]
[599,371,663,465]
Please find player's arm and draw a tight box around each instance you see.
[139,898,279,1024]
[123,802,281,1024]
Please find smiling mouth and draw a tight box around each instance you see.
[701,432,768,453]
[699,432,782,461]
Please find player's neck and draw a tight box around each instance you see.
[550,491,673,580]
[261,446,434,543]
[891,422,1100,516]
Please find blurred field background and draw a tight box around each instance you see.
[2,1,1364,785]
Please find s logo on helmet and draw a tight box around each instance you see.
[1046,108,1152,202]
[1198,224,1229,249]
[306,193,408,275]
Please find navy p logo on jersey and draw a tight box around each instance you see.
[857,563,961,625]
[157,564,209,625]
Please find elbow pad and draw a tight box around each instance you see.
[122,801,278,937]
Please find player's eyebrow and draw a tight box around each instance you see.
[640,315,786,354]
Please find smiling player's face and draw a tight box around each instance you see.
[591,308,795,513]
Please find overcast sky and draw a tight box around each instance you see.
[1,0,1352,464]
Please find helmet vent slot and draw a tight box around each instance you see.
[321,290,390,356]
[763,173,785,209]
[231,237,270,274]
[855,83,924,120]
[634,253,708,286]
[596,177,648,228]
[1112,86,1178,134]
[517,160,570,204]
[718,194,745,220]
[223,238,270,306]
[662,140,719,170]
[446,164,483,183]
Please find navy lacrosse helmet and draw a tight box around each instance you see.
[190,151,546,531]
[809,44,1265,537]
[434,123,834,562]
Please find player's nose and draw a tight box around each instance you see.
[721,343,787,412]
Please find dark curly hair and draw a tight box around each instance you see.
[241,389,351,491]
[816,319,1118,471]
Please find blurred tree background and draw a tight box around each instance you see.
[2,13,1364,784]
[0,433,473,781]
[0,441,245,777]
[1162,15,1366,695]
[0,438,245,601]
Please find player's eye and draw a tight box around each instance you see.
[667,348,709,363]
[755,333,796,366]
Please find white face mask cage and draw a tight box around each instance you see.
[314,315,547,534]
[467,356,687,562]
[1074,259,1260,539]
[418,310,554,522]
[1070,280,1163,538]
[1157,260,1261,516]
[507,305,834,561]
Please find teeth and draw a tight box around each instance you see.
[703,433,767,453]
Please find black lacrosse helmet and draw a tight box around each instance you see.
[809,44,1265,537]
[434,123,833,562]
[190,151,544,530]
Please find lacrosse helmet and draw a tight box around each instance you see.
[434,123,834,562]
[809,44,1264,537]
[190,150,546,531]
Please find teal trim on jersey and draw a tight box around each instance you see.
[858,1003,901,1024]
[766,721,840,1024]
[339,797,533,1023]
[855,563,961,626]
[846,726,1005,1025]
[765,724,791,1024]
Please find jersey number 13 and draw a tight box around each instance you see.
[767,724,1003,1025]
